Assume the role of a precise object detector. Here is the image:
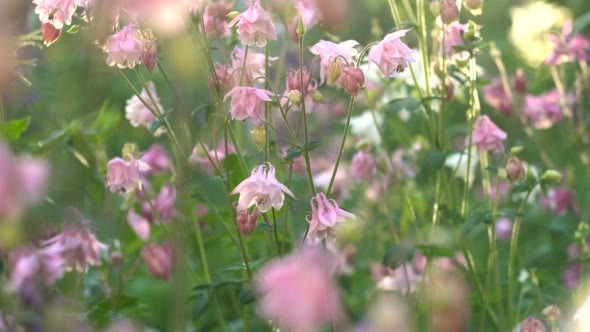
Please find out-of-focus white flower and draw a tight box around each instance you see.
[444,148,478,187]
[349,111,382,145]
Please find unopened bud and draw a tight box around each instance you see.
[326,58,342,86]
[514,68,527,94]
[237,208,258,236]
[429,1,441,17]
[227,11,240,20]
[312,90,324,103]
[519,316,546,332]
[251,125,266,152]
[542,304,561,323]
[141,42,157,72]
[464,0,483,11]
[297,16,306,37]
[42,23,61,46]
[355,139,371,151]
[541,169,562,185]
[110,251,123,265]
[122,143,140,160]
[509,146,524,156]
[340,65,365,97]
[287,90,302,105]
[440,0,459,24]
[506,156,525,182]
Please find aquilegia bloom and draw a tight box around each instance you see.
[33,0,77,29]
[369,30,416,77]
[471,115,507,154]
[546,19,590,65]
[307,193,355,240]
[125,81,163,130]
[483,78,512,116]
[106,157,151,193]
[224,86,273,123]
[309,40,359,84]
[228,0,277,47]
[256,247,344,331]
[230,163,294,213]
[103,24,145,69]
[142,242,174,280]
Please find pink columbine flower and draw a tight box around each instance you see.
[541,188,578,216]
[282,67,317,112]
[256,247,344,331]
[483,78,512,116]
[189,141,236,172]
[230,163,294,213]
[0,142,49,221]
[471,115,507,154]
[125,81,163,130]
[307,193,355,240]
[140,144,171,173]
[295,0,321,29]
[340,64,365,97]
[546,19,590,65]
[42,221,109,272]
[224,86,273,123]
[369,30,416,78]
[204,1,233,38]
[350,150,376,179]
[236,207,259,236]
[523,90,567,129]
[371,263,421,293]
[443,23,468,58]
[127,211,151,241]
[153,184,177,221]
[228,0,277,47]
[8,246,65,294]
[142,243,173,280]
[309,40,359,84]
[33,0,77,29]
[230,47,276,86]
[106,157,151,193]
[103,24,145,69]
[42,23,62,46]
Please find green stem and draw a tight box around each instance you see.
[326,97,355,196]
[0,94,4,124]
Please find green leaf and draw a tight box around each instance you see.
[66,24,79,34]
[238,287,256,305]
[382,244,415,269]
[0,117,30,142]
[284,145,302,161]
[386,98,421,114]
[574,11,590,33]
[307,140,321,151]
[419,151,446,180]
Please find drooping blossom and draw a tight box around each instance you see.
[140,144,171,173]
[236,207,259,236]
[142,243,173,280]
[230,47,276,86]
[483,78,512,116]
[541,188,578,216]
[224,86,273,123]
[127,211,150,241]
[106,157,151,193]
[369,30,416,78]
[8,246,65,294]
[494,217,513,241]
[152,184,177,221]
[189,141,236,172]
[371,263,421,293]
[340,64,365,97]
[307,193,355,240]
[141,41,157,72]
[228,0,277,47]
[309,40,359,84]
[42,219,109,272]
[440,0,459,25]
[230,163,294,213]
[546,19,590,65]
[283,67,317,112]
[33,0,77,29]
[519,316,546,332]
[471,115,507,154]
[256,247,344,331]
[443,23,468,58]
[506,156,526,182]
[41,23,61,46]
[349,150,377,179]
[523,90,568,129]
[295,0,321,29]
[103,24,145,69]
[203,1,233,38]
[0,142,49,221]
[125,81,163,130]
[211,64,235,92]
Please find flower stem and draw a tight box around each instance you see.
[326,96,355,197]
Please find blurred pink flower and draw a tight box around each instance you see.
[230,163,294,213]
[211,64,235,93]
[203,1,233,38]
[142,243,173,280]
[523,90,567,129]
[230,47,276,86]
[33,0,77,29]
[520,316,546,332]
[483,78,512,116]
[224,86,273,123]
[236,207,259,236]
[541,188,578,216]
[125,81,163,130]
[440,0,459,24]
[228,0,277,47]
[369,30,415,78]
[153,184,177,221]
[189,141,236,172]
[141,144,171,173]
[295,0,321,29]
[9,246,65,293]
[307,193,355,240]
[340,64,364,97]
[495,217,513,241]
[546,19,590,65]
[471,115,507,154]
[256,247,344,331]
[371,263,420,293]
[391,147,419,180]
[349,150,376,179]
[563,263,581,289]
[42,223,109,272]
[106,157,151,193]
[309,40,358,84]
[127,211,150,240]
[141,41,157,72]
[443,23,468,58]
[103,24,145,69]
[42,23,61,46]
[282,67,317,112]
[0,142,49,221]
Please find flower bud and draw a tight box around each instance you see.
[429,1,441,16]
[287,90,302,105]
[251,125,266,152]
[340,65,365,97]
[326,58,342,86]
[509,146,524,156]
[142,243,173,281]
[506,156,525,182]
[514,68,527,94]
[226,11,240,20]
[464,0,483,11]
[42,23,61,46]
[519,316,546,332]
[122,143,140,160]
[110,251,124,265]
[237,208,258,236]
[286,68,311,93]
[297,16,306,37]
[141,42,157,72]
[440,0,459,25]
[541,169,562,185]
[542,304,561,323]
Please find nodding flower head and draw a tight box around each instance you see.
[230,163,294,213]
[307,193,355,241]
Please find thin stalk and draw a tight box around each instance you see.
[271,209,280,255]
[550,65,573,118]
[0,94,4,124]
[326,97,355,196]
[461,55,478,217]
